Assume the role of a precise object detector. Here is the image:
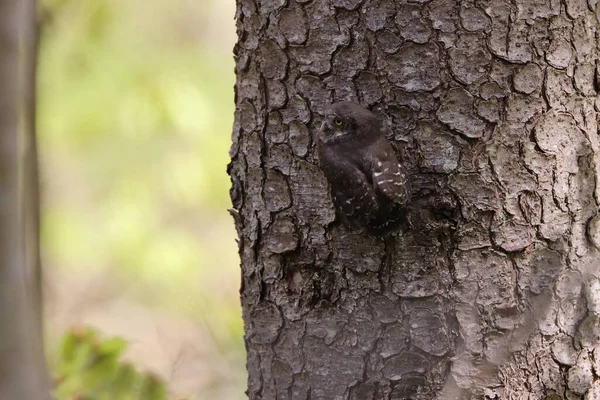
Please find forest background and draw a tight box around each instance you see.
[39,1,244,399]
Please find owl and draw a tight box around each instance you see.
[317,101,410,236]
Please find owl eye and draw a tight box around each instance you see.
[334,118,343,126]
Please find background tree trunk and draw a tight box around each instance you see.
[0,0,50,398]
[230,0,600,398]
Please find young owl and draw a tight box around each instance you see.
[317,101,410,236]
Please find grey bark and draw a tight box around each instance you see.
[0,0,50,399]
[230,0,600,399]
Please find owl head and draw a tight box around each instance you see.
[320,101,381,144]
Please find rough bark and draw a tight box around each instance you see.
[0,0,50,398]
[230,0,600,398]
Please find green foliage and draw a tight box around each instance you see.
[54,328,174,400]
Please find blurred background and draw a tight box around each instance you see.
[37,0,244,398]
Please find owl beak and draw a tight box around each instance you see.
[320,121,332,136]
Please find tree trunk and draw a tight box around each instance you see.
[0,0,50,398]
[230,0,600,398]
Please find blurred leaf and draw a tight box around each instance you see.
[59,328,80,365]
[105,363,139,399]
[97,337,127,358]
[56,328,96,377]
[139,374,167,400]
[78,353,119,393]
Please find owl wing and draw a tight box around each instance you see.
[331,165,379,225]
[362,138,410,206]
[372,159,410,205]
[318,144,379,226]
